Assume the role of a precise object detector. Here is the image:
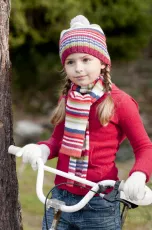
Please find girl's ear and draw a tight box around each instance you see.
[101,64,106,69]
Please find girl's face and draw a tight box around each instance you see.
[64,53,105,86]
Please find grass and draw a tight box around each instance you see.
[123,206,152,230]
[16,159,152,230]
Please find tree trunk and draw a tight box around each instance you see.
[0,0,23,229]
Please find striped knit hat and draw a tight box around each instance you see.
[59,15,111,66]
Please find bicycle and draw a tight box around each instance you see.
[8,145,152,230]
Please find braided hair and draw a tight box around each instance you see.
[97,65,114,126]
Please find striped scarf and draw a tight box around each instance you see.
[60,77,105,186]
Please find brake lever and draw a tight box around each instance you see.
[103,181,138,209]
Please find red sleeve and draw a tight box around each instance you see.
[38,120,64,159]
[117,94,152,181]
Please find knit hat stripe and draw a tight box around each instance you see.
[60,36,108,54]
[60,31,108,53]
[60,29,106,44]
[60,41,109,59]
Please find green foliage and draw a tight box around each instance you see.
[10,0,152,110]
[10,0,83,47]
[84,0,152,59]
[11,0,152,58]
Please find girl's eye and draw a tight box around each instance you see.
[83,58,90,62]
[66,60,74,65]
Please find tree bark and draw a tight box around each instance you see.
[0,0,23,229]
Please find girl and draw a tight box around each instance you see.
[18,15,152,230]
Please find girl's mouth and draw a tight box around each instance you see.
[75,75,86,79]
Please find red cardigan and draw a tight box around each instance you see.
[38,84,152,195]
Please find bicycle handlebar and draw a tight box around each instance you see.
[8,145,152,212]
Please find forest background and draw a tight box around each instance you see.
[10,0,152,229]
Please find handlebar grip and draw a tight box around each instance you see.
[8,145,22,156]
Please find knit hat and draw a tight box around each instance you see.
[59,15,111,66]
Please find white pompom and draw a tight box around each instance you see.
[70,15,90,28]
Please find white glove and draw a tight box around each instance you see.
[17,144,50,170]
[123,171,146,201]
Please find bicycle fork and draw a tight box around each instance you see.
[47,198,65,230]
[49,210,62,230]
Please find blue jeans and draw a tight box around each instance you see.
[42,187,121,230]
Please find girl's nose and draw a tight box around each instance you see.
[75,62,83,73]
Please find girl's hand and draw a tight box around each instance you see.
[123,171,146,201]
[17,144,50,170]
